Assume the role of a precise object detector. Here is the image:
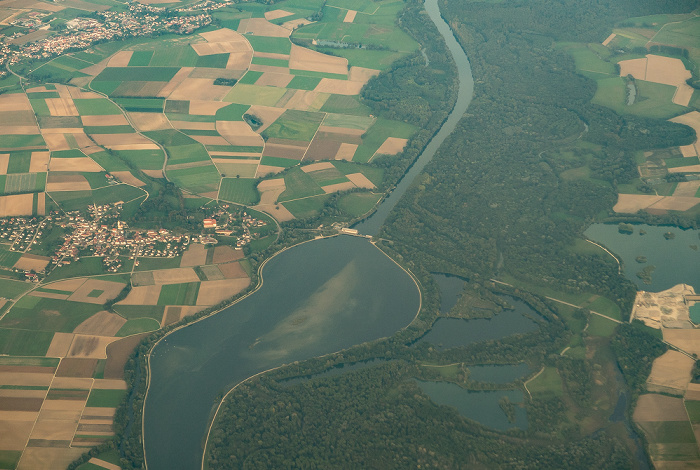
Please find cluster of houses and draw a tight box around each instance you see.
[202,206,267,248]
[177,0,237,13]
[0,217,44,252]
[5,1,211,65]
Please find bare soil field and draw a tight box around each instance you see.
[335,143,358,160]
[633,393,686,422]
[255,52,290,60]
[107,50,132,67]
[631,285,694,329]
[49,157,103,172]
[263,143,307,159]
[212,245,243,263]
[189,100,229,115]
[103,333,148,379]
[301,161,335,172]
[686,384,700,400]
[344,10,357,22]
[68,88,101,100]
[127,112,170,132]
[348,66,380,83]
[29,151,50,172]
[238,18,290,37]
[49,278,87,292]
[80,115,128,126]
[51,377,92,390]
[169,78,232,101]
[375,137,408,155]
[200,265,224,281]
[42,134,69,151]
[0,397,43,411]
[180,243,208,267]
[112,171,145,187]
[283,90,329,112]
[247,105,285,134]
[196,278,250,305]
[0,419,34,450]
[647,350,695,394]
[680,145,697,158]
[152,267,200,284]
[0,93,32,112]
[68,335,118,359]
[68,279,126,304]
[47,333,75,357]
[673,181,700,197]
[264,9,292,20]
[226,51,253,70]
[0,371,53,387]
[171,121,216,131]
[663,329,700,356]
[91,133,155,148]
[73,311,126,336]
[0,389,46,399]
[118,285,161,305]
[13,254,50,272]
[305,140,341,161]
[322,181,356,193]
[162,306,181,326]
[0,193,34,217]
[255,164,285,177]
[290,45,347,75]
[346,172,376,189]
[255,71,293,87]
[0,153,8,174]
[670,112,700,155]
[46,98,78,117]
[190,135,230,146]
[46,174,91,192]
[192,40,249,56]
[17,447,84,470]
[93,379,127,390]
[3,125,40,134]
[199,28,244,43]
[648,196,700,212]
[142,169,164,178]
[668,164,700,173]
[157,66,194,98]
[218,261,247,279]
[55,358,97,378]
[613,194,663,213]
[314,78,363,95]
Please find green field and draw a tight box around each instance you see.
[283,194,331,218]
[0,450,21,470]
[251,56,289,68]
[666,156,700,168]
[89,151,129,172]
[263,109,324,141]
[215,162,258,178]
[0,296,104,333]
[128,50,154,66]
[4,172,45,194]
[320,94,371,116]
[167,165,221,194]
[157,282,200,306]
[587,314,618,337]
[237,71,264,85]
[0,278,33,299]
[0,134,45,149]
[216,103,249,121]
[94,66,180,82]
[116,317,160,336]
[286,75,321,90]
[0,328,53,356]
[306,167,348,185]
[219,178,260,205]
[527,367,564,397]
[592,77,688,119]
[114,149,165,170]
[651,16,700,50]
[149,45,199,67]
[354,117,417,162]
[638,420,698,444]
[224,84,287,106]
[73,98,123,115]
[338,192,381,217]
[246,36,292,54]
[113,305,165,321]
[323,113,375,130]
[43,257,106,282]
[86,388,127,407]
[277,167,325,202]
[0,248,22,268]
[562,43,616,76]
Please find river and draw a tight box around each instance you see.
[143,1,473,468]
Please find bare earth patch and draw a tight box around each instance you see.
[46,173,91,192]
[104,333,149,379]
[344,10,357,23]
[670,112,700,156]
[13,254,51,272]
[247,105,286,134]
[151,267,200,284]
[264,9,292,20]
[613,194,664,213]
[301,161,335,172]
[375,137,408,156]
[112,170,145,187]
[217,120,263,147]
[663,329,700,357]
[46,98,78,117]
[646,350,695,394]
[290,45,347,75]
[238,18,290,38]
[46,333,75,358]
[80,115,128,126]
[17,447,84,470]
[335,143,358,160]
[128,112,171,132]
[73,311,126,336]
[168,78,231,101]
[255,165,285,177]
[67,335,118,359]
[0,153,8,174]
[157,66,194,98]
[346,172,376,189]
[0,93,32,111]
[634,393,689,421]
[218,261,247,279]
[29,151,50,173]
[196,278,250,305]
[213,245,243,263]
[49,157,103,172]
[255,71,293,87]
[0,193,34,217]
[180,243,208,267]
[107,50,132,67]
[631,284,695,329]
[314,78,363,95]
[117,285,161,305]
[67,279,126,304]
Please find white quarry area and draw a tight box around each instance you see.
[630,284,697,329]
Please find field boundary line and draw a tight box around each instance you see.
[523,366,545,400]
[585,239,621,273]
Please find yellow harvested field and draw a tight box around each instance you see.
[92,379,127,390]
[42,133,69,151]
[127,112,170,132]
[246,105,286,134]
[46,333,75,358]
[255,164,285,177]
[264,9,293,20]
[13,254,50,272]
[290,45,347,75]
[168,78,231,101]
[0,420,34,450]
[80,56,109,77]
[2,125,40,134]
[80,115,128,126]
[322,181,356,193]
[673,181,700,198]
[346,172,376,189]
[257,179,286,195]
[180,243,208,267]
[343,10,357,22]
[199,28,244,43]
[212,245,243,264]
[196,278,250,305]
[634,393,689,421]
[0,93,32,112]
[602,33,616,46]
[674,85,695,107]
[49,278,87,292]
[49,157,103,172]
[152,267,200,284]
[348,66,381,83]
[67,335,118,359]
[255,71,293,87]
[314,78,363,95]
[646,350,694,393]
[29,151,50,173]
[107,50,133,67]
[0,193,34,217]
[618,57,648,80]
[41,127,84,134]
[648,196,700,211]
[89,133,152,148]
[680,145,697,158]
[111,170,145,187]
[171,121,216,131]
[619,55,694,106]
[157,66,194,98]
[73,132,94,149]
[0,153,8,174]
[37,192,45,216]
[238,18,291,38]
[192,40,250,56]
[217,120,263,146]
[335,143,358,160]
[46,174,91,192]
[189,100,229,115]
[227,51,253,70]
[375,137,408,156]
[46,98,78,117]
[668,164,700,173]
[283,90,329,112]
[88,459,121,470]
[82,407,116,418]
[663,329,700,356]
[0,372,53,387]
[613,194,663,213]
[17,447,84,470]
[142,169,164,178]
[68,88,101,99]
[213,158,258,167]
[670,112,700,155]
[0,389,46,398]
[301,161,335,172]
[73,311,126,336]
[118,285,161,305]
[686,383,700,401]
[51,377,92,390]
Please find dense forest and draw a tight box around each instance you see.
[203,0,698,468]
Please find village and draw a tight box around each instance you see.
[0,201,267,281]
